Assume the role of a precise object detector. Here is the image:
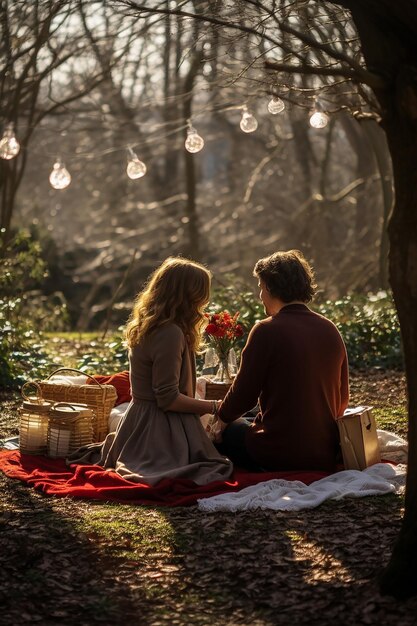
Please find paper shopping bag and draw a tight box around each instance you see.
[337,406,381,471]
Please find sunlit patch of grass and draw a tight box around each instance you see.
[44,332,104,340]
[75,506,178,559]
[40,332,128,372]
[373,407,408,437]
[284,529,304,542]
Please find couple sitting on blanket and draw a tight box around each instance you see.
[69,250,349,486]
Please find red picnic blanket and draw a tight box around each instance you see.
[0,450,328,507]
[87,370,131,406]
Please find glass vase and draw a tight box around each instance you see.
[202,347,219,377]
[214,351,233,383]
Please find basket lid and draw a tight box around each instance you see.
[50,403,93,418]
[22,399,52,412]
[50,404,81,418]
[65,403,93,417]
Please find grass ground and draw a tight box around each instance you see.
[0,338,415,625]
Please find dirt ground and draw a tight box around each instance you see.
[1,369,416,626]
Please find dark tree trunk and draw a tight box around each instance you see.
[0,161,18,247]
[339,117,380,251]
[183,145,200,260]
[290,117,315,199]
[378,99,417,600]
[0,132,30,249]
[360,120,393,290]
[339,0,417,598]
[181,46,204,261]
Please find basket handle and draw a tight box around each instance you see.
[48,404,80,426]
[21,381,43,402]
[45,367,104,388]
[51,402,79,412]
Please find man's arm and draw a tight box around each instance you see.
[218,322,271,423]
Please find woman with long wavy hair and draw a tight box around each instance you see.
[68,257,233,485]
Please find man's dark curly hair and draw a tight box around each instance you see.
[253,250,317,303]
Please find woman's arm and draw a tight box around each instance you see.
[165,394,220,416]
[150,325,220,415]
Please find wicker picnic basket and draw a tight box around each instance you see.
[19,381,53,455]
[204,381,231,400]
[38,368,117,442]
[47,402,95,458]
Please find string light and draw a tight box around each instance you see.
[49,158,71,189]
[309,111,329,128]
[267,96,285,115]
[240,106,258,133]
[0,122,20,160]
[126,147,147,179]
[15,94,338,189]
[309,100,329,129]
[184,122,204,153]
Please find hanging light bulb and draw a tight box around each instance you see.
[126,148,147,179]
[309,99,329,129]
[185,123,204,153]
[240,106,258,133]
[267,96,285,115]
[49,159,71,189]
[0,122,20,160]
[309,110,329,129]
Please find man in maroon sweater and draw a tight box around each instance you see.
[216,250,349,472]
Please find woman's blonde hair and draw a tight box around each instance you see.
[125,257,211,351]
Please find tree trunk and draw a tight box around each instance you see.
[359,121,393,290]
[183,145,200,260]
[378,106,417,601]
[0,161,18,248]
[338,0,417,599]
[339,117,379,252]
[290,117,315,199]
[181,47,204,260]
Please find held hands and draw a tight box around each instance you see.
[210,416,228,443]
[205,400,227,443]
[210,399,221,417]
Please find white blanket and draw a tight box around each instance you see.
[198,430,408,512]
[197,430,407,513]
[197,461,406,512]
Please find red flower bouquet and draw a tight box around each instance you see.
[204,311,244,381]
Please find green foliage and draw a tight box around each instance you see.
[76,331,129,374]
[1,245,402,387]
[44,290,404,376]
[315,292,403,370]
[211,278,402,370]
[0,304,55,389]
[0,229,47,293]
[23,291,70,333]
[210,275,264,352]
[372,407,407,436]
[0,231,60,389]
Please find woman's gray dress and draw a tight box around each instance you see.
[67,324,233,485]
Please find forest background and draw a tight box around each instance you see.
[2,2,417,622]
[0,0,400,385]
